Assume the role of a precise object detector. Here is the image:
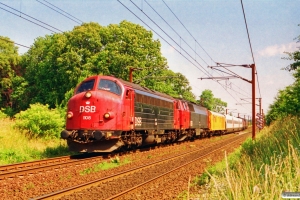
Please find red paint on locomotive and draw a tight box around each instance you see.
[61,75,248,152]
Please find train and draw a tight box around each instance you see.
[60,75,248,152]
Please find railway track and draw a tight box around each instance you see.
[30,132,250,200]
[0,154,104,180]
[0,138,191,180]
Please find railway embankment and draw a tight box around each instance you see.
[188,116,300,199]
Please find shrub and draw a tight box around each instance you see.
[14,103,64,139]
[0,109,7,119]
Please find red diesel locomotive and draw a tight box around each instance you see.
[61,75,247,152]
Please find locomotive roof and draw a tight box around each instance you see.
[117,77,175,100]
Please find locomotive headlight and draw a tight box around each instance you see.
[67,111,73,119]
[104,112,115,119]
[85,91,92,98]
[104,113,110,119]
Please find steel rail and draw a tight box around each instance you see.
[31,132,250,200]
[0,155,104,180]
[0,156,71,172]
[106,134,249,199]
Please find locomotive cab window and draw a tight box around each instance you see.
[98,79,122,95]
[76,79,95,94]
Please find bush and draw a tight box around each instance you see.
[0,109,7,119]
[14,103,64,139]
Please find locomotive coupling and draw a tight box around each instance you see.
[61,130,71,139]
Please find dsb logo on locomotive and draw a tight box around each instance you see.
[79,106,96,113]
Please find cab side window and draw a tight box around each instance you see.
[98,79,122,95]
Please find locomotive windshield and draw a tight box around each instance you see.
[76,79,95,94]
[98,79,122,95]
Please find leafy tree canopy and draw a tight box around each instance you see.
[198,89,227,113]
[20,21,195,108]
[0,36,21,109]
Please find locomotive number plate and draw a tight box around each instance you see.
[135,117,142,126]
[83,116,91,120]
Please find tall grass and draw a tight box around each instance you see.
[192,116,300,199]
[0,118,70,165]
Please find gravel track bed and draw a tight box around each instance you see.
[0,133,239,199]
[60,133,248,199]
[120,134,248,200]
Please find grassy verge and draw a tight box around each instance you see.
[186,116,300,199]
[79,156,131,175]
[0,118,71,165]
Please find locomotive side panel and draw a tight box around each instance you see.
[177,101,190,130]
[188,103,209,130]
[134,90,174,132]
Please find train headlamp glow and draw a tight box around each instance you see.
[104,112,115,119]
[67,111,73,119]
[85,91,92,98]
[104,113,110,119]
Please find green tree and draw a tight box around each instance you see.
[21,21,171,108]
[0,37,21,109]
[265,72,300,125]
[135,69,195,102]
[198,89,227,113]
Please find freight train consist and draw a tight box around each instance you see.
[61,75,247,152]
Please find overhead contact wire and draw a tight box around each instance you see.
[119,0,244,108]
[160,0,252,102]
[0,6,56,33]
[240,0,262,98]
[36,0,81,24]
[162,0,215,63]
[144,0,208,65]
[129,0,211,77]
[0,37,30,48]
[41,0,83,23]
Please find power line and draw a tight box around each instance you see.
[36,0,82,24]
[162,0,215,63]
[129,0,216,78]
[41,0,83,23]
[119,0,208,76]
[129,0,226,82]
[240,0,262,98]
[0,2,63,33]
[0,37,30,48]
[159,0,252,101]
[118,0,247,108]
[157,1,252,103]
[144,0,208,65]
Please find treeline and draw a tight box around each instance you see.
[265,25,300,125]
[0,20,229,137]
[0,20,229,117]
[1,21,197,116]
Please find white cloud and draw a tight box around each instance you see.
[258,42,299,57]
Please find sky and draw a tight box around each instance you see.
[0,0,299,118]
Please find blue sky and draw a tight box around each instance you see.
[1,0,299,118]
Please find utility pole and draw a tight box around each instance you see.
[251,64,255,140]
[200,63,257,140]
[129,67,143,83]
[226,108,237,115]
